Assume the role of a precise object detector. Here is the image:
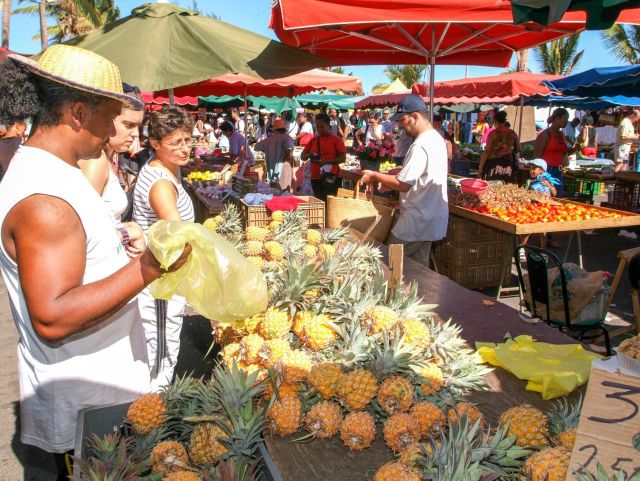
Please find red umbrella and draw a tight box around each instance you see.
[142,93,199,106]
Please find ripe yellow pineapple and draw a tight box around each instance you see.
[239,334,265,364]
[417,363,445,395]
[258,338,291,367]
[557,427,576,450]
[340,411,376,451]
[362,306,400,334]
[377,376,414,414]
[292,311,314,337]
[400,318,432,349]
[300,314,337,350]
[243,240,264,257]
[267,395,302,436]
[306,229,322,245]
[500,405,550,448]
[246,256,264,270]
[264,241,285,261]
[164,471,202,481]
[245,226,269,241]
[151,440,189,474]
[374,462,421,481]
[269,220,282,232]
[303,244,318,259]
[202,216,222,231]
[257,307,292,339]
[212,322,240,346]
[188,422,227,465]
[304,401,343,439]
[221,343,241,370]
[263,380,300,401]
[399,442,435,471]
[242,314,262,334]
[303,288,321,302]
[524,447,571,481]
[318,243,336,258]
[280,349,312,383]
[447,402,485,428]
[338,369,378,410]
[126,392,167,435]
[410,402,446,437]
[383,412,421,453]
[308,362,344,399]
[271,210,285,222]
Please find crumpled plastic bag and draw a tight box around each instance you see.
[476,335,600,400]
[147,220,267,324]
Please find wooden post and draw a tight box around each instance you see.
[388,244,404,293]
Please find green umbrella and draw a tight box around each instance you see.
[63,3,327,91]
[199,95,301,116]
[295,93,363,110]
[510,0,640,29]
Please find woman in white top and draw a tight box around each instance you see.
[79,86,145,257]
[132,106,195,389]
[357,113,384,145]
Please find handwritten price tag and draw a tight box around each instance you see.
[568,367,640,480]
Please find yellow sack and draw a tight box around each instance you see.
[476,335,600,400]
[147,220,268,325]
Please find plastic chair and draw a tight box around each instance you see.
[514,244,611,355]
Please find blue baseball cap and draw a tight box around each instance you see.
[528,158,548,171]
[391,94,428,121]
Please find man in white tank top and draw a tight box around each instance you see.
[0,45,190,480]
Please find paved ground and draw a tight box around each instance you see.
[0,228,638,480]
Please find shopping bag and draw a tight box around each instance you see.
[147,220,268,325]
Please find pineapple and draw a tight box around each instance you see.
[374,462,421,481]
[308,362,344,399]
[300,314,337,350]
[524,446,571,481]
[151,440,189,474]
[400,318,432,349]
[362,306,399,334]
[242,240,264,257]
[280,349,312,383]
[269,220,282,232]
[203,216,222,231]
[258,338,291,367]
[126,392,167,435]
[399,442,435,471]
[500,405,550,448]
[245,226,269,241]
[271,210,285,222]
[242,314,262,334]
[303,288,321,302]
[337,369,378,410]
[447,402,485,428]
[246,256,264,270]
[292,311,314,337]
[188,422,227,465]
[214,204,244,245]
[377,376,414,414]
[257,307,292,339]
[212,322,240,346]
[239,334,265,364]
[548,395,582,451]
[340,411,376,451]
[264,241,285,261]
[383,412,421,453]
[417,363,445,395]
[318,243,336,258]
[164,472,202,481]
[304,401,343,439]
[306,229,322,245]
[221,343,241,370]
[263,380,300,401]
[410,402,446,437]
[557,427,576,451]
[267,395,302,436]
[303,244,318,259]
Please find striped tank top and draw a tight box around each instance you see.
[132,162,194,232]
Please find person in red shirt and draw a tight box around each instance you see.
[301,112,346,200]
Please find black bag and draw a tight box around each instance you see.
[316,138,341,193]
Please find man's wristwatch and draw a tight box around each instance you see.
[117,226,130,246]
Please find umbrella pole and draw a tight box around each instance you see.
[243,83,249,174]
[518,95,524,140]
[168,88,175,106]
[429,54,435,124]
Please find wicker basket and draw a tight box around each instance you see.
[239,196,325,229]
[336,187,398,207]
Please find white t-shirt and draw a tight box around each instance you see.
[287,121,299,139]
[363,124,383,144]
[236,119,246,134]
[300,121,314,135]
[393,129,448,242]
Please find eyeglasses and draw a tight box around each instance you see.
[162,138,192,150]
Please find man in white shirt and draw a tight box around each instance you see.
[231,108,245,134]
[615,109,640,172]
[360,95,448,267]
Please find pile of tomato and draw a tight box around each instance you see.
[471,203,624,224]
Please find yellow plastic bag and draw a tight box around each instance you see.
[147,220,268,324]
[476,335,600,400]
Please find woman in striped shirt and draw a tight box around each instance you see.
[133,107,194,389]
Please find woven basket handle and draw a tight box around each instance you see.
[354,179,374,201]
[361,214,382,241]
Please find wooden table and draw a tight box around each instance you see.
[265,254,584,481]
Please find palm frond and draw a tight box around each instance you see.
[535,34,583,75]
[601,24,640,64]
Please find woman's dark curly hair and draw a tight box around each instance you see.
[149,106,194,141]
[0,59,109,129]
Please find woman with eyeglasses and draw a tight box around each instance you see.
[132,106,195,389]
[356,113,384,146]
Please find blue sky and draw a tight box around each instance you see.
[5,0,629,93]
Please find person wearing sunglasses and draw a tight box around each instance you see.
[356,112,384,146]
[132,106,195,389]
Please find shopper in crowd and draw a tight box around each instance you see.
[357,112,384,145]
[480,115,494,150]
[79,84,144,228]
[360,95,448,267]
[300,112,345,200]
[564,117,581,145]
[254,118,295,191]
[472,113,489,146]
[231,108,245,134]
[0,45,190,481]
[574,114,598,158]
[286,110,299,139]
[133,106,195,389]
[0,119,27,179]
[257,112,270,141]
[296,112,315,146]
[527,158,559,197]
[328,108,349,142]
[220,121,254,162]
[614,109,640,172]
[433,115,446,137]
[479,110,521,183]
[381,107,393,134]
[192,111,207,138]
[534,107,570,194]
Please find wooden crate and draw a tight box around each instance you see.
[239,196,325,229]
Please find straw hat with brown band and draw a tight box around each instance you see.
[8,44,143,111]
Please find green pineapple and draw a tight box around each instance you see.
[71,434,139,481]
[548,394,583,450]
[214,204,243,245]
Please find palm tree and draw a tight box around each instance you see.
[534,34,583,75]
[383,64,427,89]
[38,0,46,50]
[371,82,389,94]
[516,49,529,72]
[2,0,11,48]
[601,25,640,64]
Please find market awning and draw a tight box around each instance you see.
[141,93,199,106]
[381,78,409,94]
[198,95,301,114]
[524,93,640,109]
[295,93,363,109]
[510,0,640,30]
[542,65,640,97]
[355,92,413,109]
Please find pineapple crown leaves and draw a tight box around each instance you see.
[386,281,437,320]
[216,458,260,481]
[332,317,374,368]
[71,435,140,481]
[472,424,532,475]
[126,427,169,472]
[216,402,266,461]
[548,393,583,437]
[440,351,492,394]
[368,328,424,381]
[321,226,349,244]
[209,362,265,415]
[270,257,324,317]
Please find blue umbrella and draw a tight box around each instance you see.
[524,93,640,109]
[542,65,640,98]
